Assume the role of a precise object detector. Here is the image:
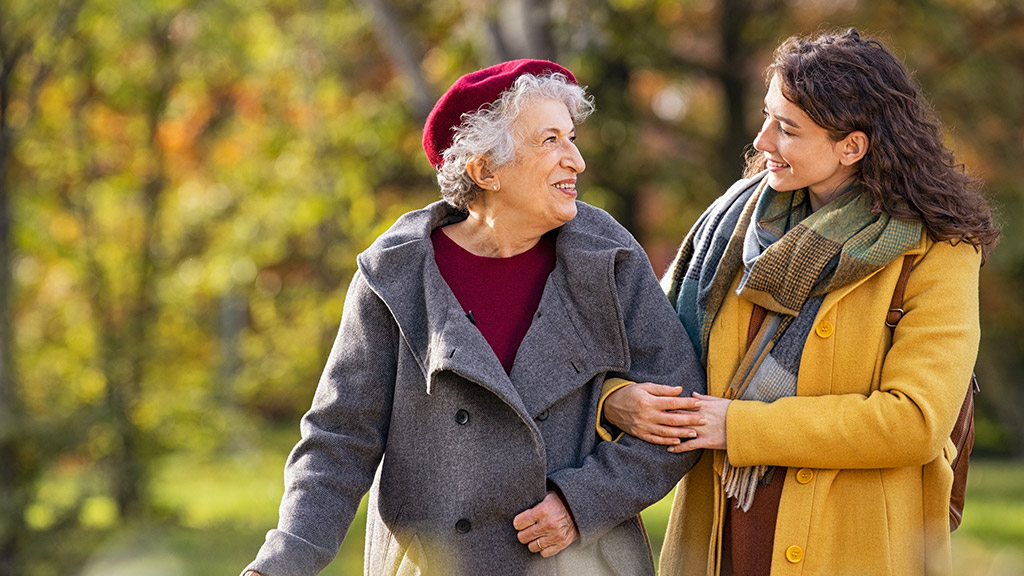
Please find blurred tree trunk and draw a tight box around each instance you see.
[356,0,435,121]
[105,20,176,519]
[358,0,560,122]
[65,13,175,520]
[718,0,756,181]
[585,51,641,234]
[520,0,557,60]
[0,2,83,569]
[492,0,557,61]
[0,32,25,576]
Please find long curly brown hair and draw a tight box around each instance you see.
[744,28,1000,262]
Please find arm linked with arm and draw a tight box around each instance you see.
[547,242,707,546]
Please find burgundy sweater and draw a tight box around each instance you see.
[431,227,556,375]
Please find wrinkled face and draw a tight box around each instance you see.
[492,97,585,231]
[753,74,856,203]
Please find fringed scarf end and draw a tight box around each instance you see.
[722,460,767,512]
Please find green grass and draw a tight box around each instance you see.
[58,432,1024,576]
[949,460,1024,576]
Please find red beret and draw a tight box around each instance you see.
[422,59,577,170]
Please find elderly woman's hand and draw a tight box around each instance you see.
[605,382,704,446]
[513,490,579,557]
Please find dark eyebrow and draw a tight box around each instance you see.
[776,114,801,129]
[765,101,802,130]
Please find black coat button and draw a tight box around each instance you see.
[455,518,471,533]
[455,409,470,425]
[536,410,549,422]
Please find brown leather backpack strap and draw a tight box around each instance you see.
[948,372,979,530]
[886,255,917,331]
[885,253,978,532]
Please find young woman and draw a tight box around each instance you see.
[602,28,999,576]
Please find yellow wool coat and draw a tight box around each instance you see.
[658,234,981,576]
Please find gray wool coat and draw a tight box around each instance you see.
[245,201,705,576]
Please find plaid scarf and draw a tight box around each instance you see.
[664,172,922,510]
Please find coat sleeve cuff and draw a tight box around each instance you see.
[596,378,633,442]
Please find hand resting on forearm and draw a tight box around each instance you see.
[604,382,705,446]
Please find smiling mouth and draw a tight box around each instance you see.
[552,182,577,197]
[766,158,789,170]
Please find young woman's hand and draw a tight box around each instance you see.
[604,382,704,446]
[665,393,730,453]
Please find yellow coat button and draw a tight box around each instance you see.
[786,545,804,563]
[796,468,814,484]
[815,320,834,338]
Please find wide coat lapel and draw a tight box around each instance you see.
[357,202,530,419]
[510,209,632,417]
[359,201,635,423]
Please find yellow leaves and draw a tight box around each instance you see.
[25,503,58,531]
[255,269,283,297]
[50,211,83,244]
[173,258,205,293]
[231,80,267,124]
[5,98,31,132]
[36,261,76,304]
[423,46,459,87]
[78,496,119,529]
[36,76,77,128]
[24,456,120,532]
[230,257,258,286]
[212,137,244,167]
[284,98,316,130]
[76,370,108,406]
[156,119,191,154]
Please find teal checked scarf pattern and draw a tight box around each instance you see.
[663,172,922,510]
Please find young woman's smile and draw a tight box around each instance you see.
[753,74,858,210]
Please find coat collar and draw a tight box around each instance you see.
[819,229,930,312]
[356,201,632,416]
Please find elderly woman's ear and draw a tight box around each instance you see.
[466,156,499,191]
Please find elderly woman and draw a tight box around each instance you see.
[241,60,704,576]
[601,30,999,576]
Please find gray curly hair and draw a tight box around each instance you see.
[437,72,594,210]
